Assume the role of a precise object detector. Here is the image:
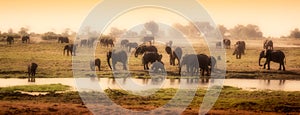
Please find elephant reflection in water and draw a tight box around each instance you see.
[186,78,209,84]
[150,61,166,85]
[279,79,286,85]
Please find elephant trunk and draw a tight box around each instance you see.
[107,57,112,70]
[259,51,265,66]
[259,56,263,66]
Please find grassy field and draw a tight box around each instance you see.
[0,37,300,79]
[0,86,299,114]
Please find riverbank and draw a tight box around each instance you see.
[0,85,299,114]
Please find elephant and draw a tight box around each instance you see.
[134,45,158,57]
[120,39,129,47]
[87,37,97,48]
[235,41,246,54]
[21,35,30,43]
[165,46,182,66]
[142,52,163,70]
[58,37,69,43]
[80,39,88,47]
[100,37,114,47]
[63,44,77,56]
[263,40,273,50]
[259,50,285,71]
[143,36,154,45]
[180,54,211,76]
[233,42,244,59]
[28,63,38,82]
[90,58,101,71]
[197,54,211,76]
[107,50,128,70]
[125,42,138,52]
[216,41,222,48]
[223,39,231,49]
[6,36,14,45]
[150,61,165,73]
[180,54,199,75]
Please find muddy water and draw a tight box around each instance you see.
[0,78,299,91]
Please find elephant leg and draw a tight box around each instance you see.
[146,63,149,70]
[206,68,210,76]
[28,73,31,82]
[98,65,101,71]
[169,56,172,65]
[278,63,282,70]
[282,64,285,71]
[123,62,127,70]
[263,62,267,69]
[112,61,117,70]
[267,62,271,70]
[201,68,205,76]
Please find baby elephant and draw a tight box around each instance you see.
[28,63,38,82]
[90,58,101,71]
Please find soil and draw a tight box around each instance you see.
[0,92,298,115]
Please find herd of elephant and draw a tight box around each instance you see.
[222,39,285,71]
[88,38,217,77]
[4,34,287,82]
[5,35,31,45]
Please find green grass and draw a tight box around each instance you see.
[0,84,70,92]
[0,86,299,112]
[103,86,300,112]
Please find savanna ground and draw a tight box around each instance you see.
[0,37,300,114]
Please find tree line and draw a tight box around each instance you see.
[1,22,300,41]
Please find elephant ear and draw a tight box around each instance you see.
[165,46,172,55]
[260,50,266,58]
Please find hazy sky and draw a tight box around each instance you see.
[0,0,300,37]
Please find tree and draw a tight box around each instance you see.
[289,28,300,38]
[229,24,263,38]
[8,28,13,35]
[109,27,126,38]
[218,25,228,37]
[173,23,189,36]
[124,30,138,38]
[193,21,214,37]
[61,28,71,37]
[144,21,159,36]
[18,27,29,36]
[41,31,59,40]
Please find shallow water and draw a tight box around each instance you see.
[0,78,299,91]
